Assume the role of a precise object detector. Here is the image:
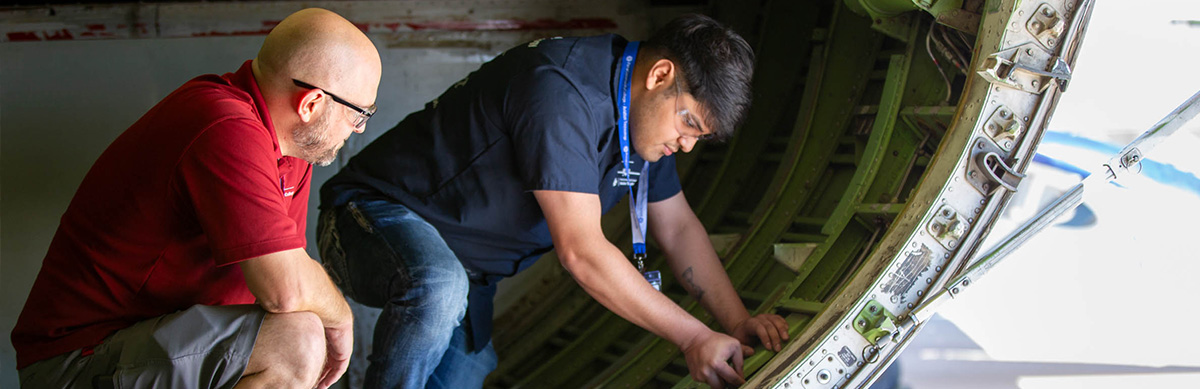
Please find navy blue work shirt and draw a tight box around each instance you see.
[321,35,682,350]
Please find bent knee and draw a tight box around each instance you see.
[254,312,325,384]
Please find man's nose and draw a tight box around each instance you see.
[679,136,696,153]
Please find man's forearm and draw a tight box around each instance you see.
[654,210,751,333]
[241,248,352,329]
[559,240,712,347]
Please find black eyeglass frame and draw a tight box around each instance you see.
[292,79,376,128]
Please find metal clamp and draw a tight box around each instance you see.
[977,151,1026,192]
[977,44,1072,94]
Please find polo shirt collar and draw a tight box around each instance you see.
[229,60,284,160]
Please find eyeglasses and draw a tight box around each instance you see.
[293,79,376,129]
[673,81,715,142]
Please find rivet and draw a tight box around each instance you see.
[952,287,960,293]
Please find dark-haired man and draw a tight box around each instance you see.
[12,8,379,389]
[318,13,787,388]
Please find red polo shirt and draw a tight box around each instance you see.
[12,61,312,369]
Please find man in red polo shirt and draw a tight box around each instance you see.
[11,8,380,389]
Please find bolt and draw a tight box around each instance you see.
[969,170,977,178]
[828,356,835,362]
[1026,48,1034,55]
[857,319,867,328]
[1048,38,1057,45]
[1000,109,1010,119]
[949,241,957,248]
[983,183,991,190]
[869,305,878,313]
[962,280,970,286]
[1043,7,1055,17]
[987,123,997,132]
[818,369,831,383]
[1032,21,1043,30]
[1003,140,1013,148]
[952,287,960,294]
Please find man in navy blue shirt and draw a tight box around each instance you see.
[319,14,787,388]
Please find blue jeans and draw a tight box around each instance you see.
[318,193,497,388]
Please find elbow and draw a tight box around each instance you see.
[557,250,584,274]
[557,249,597,282]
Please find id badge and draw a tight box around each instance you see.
[643,270,662,292]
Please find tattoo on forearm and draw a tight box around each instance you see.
[682,267,705,301]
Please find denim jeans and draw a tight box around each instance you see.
[318,193,497,388]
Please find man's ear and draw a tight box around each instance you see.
[296,88,324,123]
[644,59,675,93]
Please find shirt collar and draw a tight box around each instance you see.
[227,60,283,160]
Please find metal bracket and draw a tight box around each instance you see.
[977,44,1072,93]
[1027,3,1065,49]
[927,205,968,250]
[853,300,899,346]
[966,137,1024,195]
[983,104,1024,151]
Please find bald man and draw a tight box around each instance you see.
[11,8,380,389]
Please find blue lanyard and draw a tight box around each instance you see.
[618,41,661,291]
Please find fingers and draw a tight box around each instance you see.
[751,314,791,352]
[771,315,790,341]
[754,322,779,352]
[317,357,350,389]
[742,344,755,357]
[713,355,744,387]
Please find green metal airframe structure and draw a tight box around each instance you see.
[485,0,1091,387]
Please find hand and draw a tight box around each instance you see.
[316,323,353,389]
[731,314,789,353]
[680,330,748,388]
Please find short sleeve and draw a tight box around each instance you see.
[505,67,601,194]
[176,119,306,265]
[648,155,682,202]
